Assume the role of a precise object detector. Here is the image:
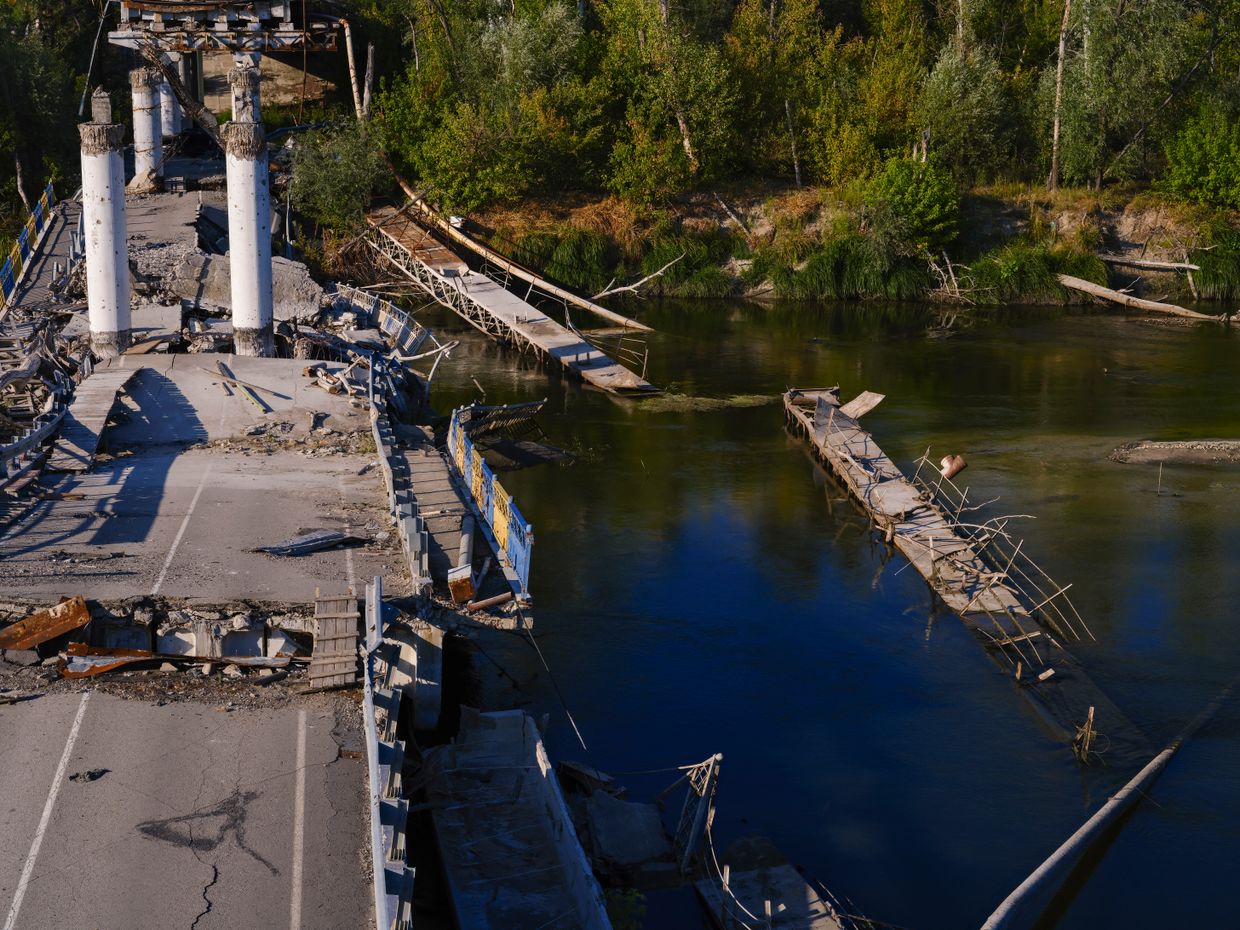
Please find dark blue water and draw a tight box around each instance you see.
[426,300,1240,929]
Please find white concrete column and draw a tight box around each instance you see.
[129,67,163,192]
[79,115,131,357]
[223,122,274,356]
[159,54,182,138]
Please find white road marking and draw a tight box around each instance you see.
[150,460,214,596]
[338,476,357,591]
[3,692,92,930]
[289,709,307,930]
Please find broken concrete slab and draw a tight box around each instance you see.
[585,791,677,888]
[167,252,324,323]
[2,649,41,667]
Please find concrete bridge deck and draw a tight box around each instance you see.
[0,356,403,604]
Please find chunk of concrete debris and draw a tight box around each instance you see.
[2,649,41,667]
[168,252,324,323]
[584,791,677,888]
[223,664,244,679]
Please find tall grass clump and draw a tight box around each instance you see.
[546,229,617,294]
[513,230,559,269]
[639,228,738,298]
[1193,227,1240,300]
[775,233,930,300]
[968,242,1064,304]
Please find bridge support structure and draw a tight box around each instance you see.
[129,67,163,192]
[79,90,132,357]
[159,53,182,138]
[223,63,273,357]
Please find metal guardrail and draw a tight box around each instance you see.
[446,408,533,599]
[367,357,433,595]
[363,576,416,930]
[1,182,55,311]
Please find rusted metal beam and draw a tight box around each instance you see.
[0,596,90,650]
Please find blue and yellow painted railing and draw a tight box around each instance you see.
[447,408,533,599]
[0,182,57,311]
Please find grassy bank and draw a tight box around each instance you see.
[469,183,1240,308]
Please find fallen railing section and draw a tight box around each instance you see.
[362,577,416,930]
[0,181,56,315]
[447,407,533,602]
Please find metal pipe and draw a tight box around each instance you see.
[981,677,1237,930]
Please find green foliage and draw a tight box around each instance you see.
[865,156,959,254]
[775,233,930,300]
[546,229,617,294]
[967,242,1106,304]
[0,4,78,228]
[918,45,1012,184]
[1193,227,1240,300]
[639,228,738,297]
[1163,101,1240,209]
[291,123,389,232]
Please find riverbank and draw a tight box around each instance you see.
[464,183,1240,310]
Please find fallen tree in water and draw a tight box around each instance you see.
[1057,274,1219,321]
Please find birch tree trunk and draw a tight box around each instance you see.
[1048,0,1072,191]
[785,99,801,188]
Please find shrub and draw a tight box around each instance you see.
[1163,101,1240,210]
[865,155,959,255]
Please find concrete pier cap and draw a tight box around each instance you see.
[79,94,132,358]
[129,66,163,192]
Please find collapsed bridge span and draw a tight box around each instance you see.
[785,387,1150,769]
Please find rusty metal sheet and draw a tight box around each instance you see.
[0,596,90,650]
[61,642,154,679]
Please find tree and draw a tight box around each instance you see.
[291,123,389,231]
[919,44,1012,183]
[724,0,822,181]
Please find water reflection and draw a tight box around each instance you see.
[420,298,1240,930]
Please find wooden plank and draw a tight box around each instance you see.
[839,390,885,419]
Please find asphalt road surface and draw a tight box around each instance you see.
[0,691,372,930]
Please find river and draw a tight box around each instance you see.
[422,298,1240,930]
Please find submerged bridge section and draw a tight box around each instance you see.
[365,207,658,395]
[785,387,1151,770]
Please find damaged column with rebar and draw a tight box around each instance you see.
[222,63,274,357]
[80,89,132,357]
[159,53,182,139]
[129,67,163,192]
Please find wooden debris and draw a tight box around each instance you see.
[309,591,360,690]
[1057,274,1216,320]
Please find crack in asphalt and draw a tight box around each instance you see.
[190,864,219,930]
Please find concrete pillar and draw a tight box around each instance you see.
[228,60,262,124]
[159,54,182,138]
[129,67,162,191]
[90,86,111,125]
[79,103,131,358]
[222,125,273,356]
